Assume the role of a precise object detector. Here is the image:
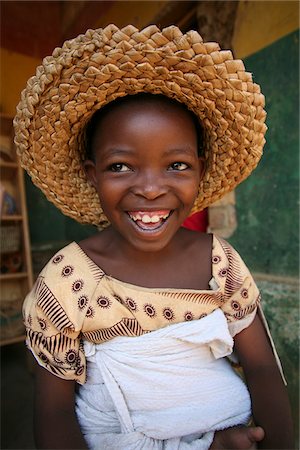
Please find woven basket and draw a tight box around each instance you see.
[0,295,24,340]
[0,224,21,253]
[0,314,25,340]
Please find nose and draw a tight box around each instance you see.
[131,169,168,200]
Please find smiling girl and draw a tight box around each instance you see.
[14,25,294,449]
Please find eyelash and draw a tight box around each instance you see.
[108,161,190,172]
[109,163,131,172]
[169,162,189,171]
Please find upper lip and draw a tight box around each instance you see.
[127,210,172,223]
[126,208,173,212]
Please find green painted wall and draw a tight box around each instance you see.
[25,175,95,250]
[257,279,299,443]
[229,30,299,443]
[230,30,299,277]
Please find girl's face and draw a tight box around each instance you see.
[85,99,205,253]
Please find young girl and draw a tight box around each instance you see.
[14,25,294,449]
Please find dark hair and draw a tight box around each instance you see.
[84,93,204,161]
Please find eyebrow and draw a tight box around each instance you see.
[163,146,196,156]
[101,146,196,157]
[98,148,135,158]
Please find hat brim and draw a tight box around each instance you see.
[13,24,267,226]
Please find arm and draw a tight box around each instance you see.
[33,358,88,450]
[234,313,294,449]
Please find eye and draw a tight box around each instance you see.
[169,162,189,171]
[109,163,131,172]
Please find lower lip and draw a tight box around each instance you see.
[127,213,173,235]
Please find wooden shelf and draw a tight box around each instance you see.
[1,215,23,221]
[0,335,25,347]
[0,112,15,120]
[0,115,33,346]
[0,272,29,280]
[0,162,18,168]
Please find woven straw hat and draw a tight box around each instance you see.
[13,24,267,227]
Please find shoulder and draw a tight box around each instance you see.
[212,236,255,282]
[40,241,103,284]
[212,236,260,326]
[24,241,103,319]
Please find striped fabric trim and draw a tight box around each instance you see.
[232,294,261,320]
[36,276,75,332]
[82,317,145,343]
[217,238,244,299]
[26,329,81,378]
[75,245,105,283]
[26,328,76,356]
[160,290,223,305]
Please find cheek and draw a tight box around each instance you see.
[95,178,125,214]
[181,176,200,203]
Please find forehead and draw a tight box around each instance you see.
[84,94,200,160]
[101,94,193,123]
[96,98,196,141]
[94,95,195,133]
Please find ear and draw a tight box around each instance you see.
[198,156,206,180]
[84,160,98,189]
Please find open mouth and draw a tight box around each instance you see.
[127,210,172,231]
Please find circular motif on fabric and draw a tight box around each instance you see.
[52,254,64,264]
[65,349,78,365]
[125,298,137,311]
[85,306,95,318]
[114,294,124,304]
[97,297,111,308]
[38,352,49,364]
[184,311,194,321]
[38,317,48,331]
[219,268,227,277]
[241,288,249,299]
[199,313,207,319]
[78,295,88,310]
[212,255,221,264]
[75,366,85,377]
[72,279,84,292]
[144,303,156,318]
[62,265,74,277]
[163,308,174,321]
[53,356,63,365]
[231,300,241,311]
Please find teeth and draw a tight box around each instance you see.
[141,215,151,223]
[150,215,160,223]
[129,212,170,223]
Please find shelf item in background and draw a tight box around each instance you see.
[0,113,33,346]
[0,134,13,162]
[0,224,21,255]
[0,182,18,216]
[1,251,23,274]
[0,281,24,341]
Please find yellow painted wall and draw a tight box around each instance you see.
[0,48,41,117]
[0,1,168,118]
[233,1,299,58]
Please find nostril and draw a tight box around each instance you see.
[132,183,167,199]
[134,188,167,200]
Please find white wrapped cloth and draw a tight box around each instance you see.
[75,309,251,449]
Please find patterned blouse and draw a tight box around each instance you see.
[23,235,260,384]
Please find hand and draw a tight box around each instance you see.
[210,426,265,449]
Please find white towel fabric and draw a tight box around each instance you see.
[75,309,251,450]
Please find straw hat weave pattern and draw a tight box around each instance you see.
[13,24,267,226]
